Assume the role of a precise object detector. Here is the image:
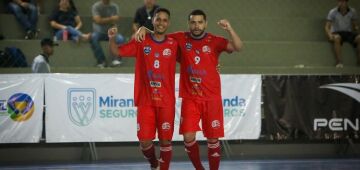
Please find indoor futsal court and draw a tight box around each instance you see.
[2,159,360,170]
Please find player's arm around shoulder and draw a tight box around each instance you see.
[218,19,243,52]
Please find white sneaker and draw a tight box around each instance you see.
[335,63,343,68]
[111,60,122,67]
[96,63,106,68]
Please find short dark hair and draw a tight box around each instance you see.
[154,7,171,18]
[188,9,207,21]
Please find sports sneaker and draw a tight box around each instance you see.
[25,30,34,40]
[96,62,106,68]
[111,60,122,67]
[335,63,343,68]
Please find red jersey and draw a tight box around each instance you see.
[169,32,229,100]
[119,34,178,107]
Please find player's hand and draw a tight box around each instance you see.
[20,2,30,8]
[135,27,147,42]
[216,64,221,73]
[217,19,232,31]
[108,27,118,39]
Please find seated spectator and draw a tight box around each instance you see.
[325,0,360,68]
[49,0,90,42]
[32,38,57,73]
[131,0,159,38]
[6,0,39,39]
[90,0,125,68]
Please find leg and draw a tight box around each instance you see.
[27,3,38,32]
[7,2,32,32]
[332,34,343,67]
[355,35,360,66]
[90,32,106,65]
[202,99,224,170]
[180,99,204,170]
[207,138,221,170]
[137,106,159,169]
[157,107,175,170]
[54,30,65,40]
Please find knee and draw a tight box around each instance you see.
[28,3,37,11]
[207,138,219,143]
[116,34,125,44]
[183,133,196,143]
[333,34,342,43]
[140,140,153,149]
[159,140,171,145]
[355,35,360,43]
[8,3,21,13]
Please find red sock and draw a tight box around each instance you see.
[207,141,221,170]
[141,144,158,169]
[185,140,204,170]
[159,144,172,170]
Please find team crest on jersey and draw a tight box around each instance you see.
[155,52,160,58]
[202,45,211,53]
[144,46,151,55]
[211,120,221,129]
[163,48,172,57]
[162,122,171,130]
[185,43,192,51]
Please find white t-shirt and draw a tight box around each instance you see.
[32,54,50,73]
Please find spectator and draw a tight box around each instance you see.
[6,0,39,39]
[32,38,57,73]
[325,0,360,68]
[132,0,159,38]
[90,0,125,68]
[49,0,90,42]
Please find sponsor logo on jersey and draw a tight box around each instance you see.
[190,76,202,83]
[150,81,162,87]
[163,48,172,57]
[144,46,151,55]
[202,45,211,53]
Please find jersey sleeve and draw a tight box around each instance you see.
[118,39,138,57]
[215,35,230,53]
[327,9,335,21]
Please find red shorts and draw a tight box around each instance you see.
[137,105,175,141]
[179,98,224,138]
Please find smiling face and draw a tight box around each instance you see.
[188,15,207,37]
[152,11,170,35]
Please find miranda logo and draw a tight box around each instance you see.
[320,83,360,102]
[67,88,96,126]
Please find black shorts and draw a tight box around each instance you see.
[334,31,359,47]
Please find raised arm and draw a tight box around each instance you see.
[217,19,243,52]
[135,26,154,42]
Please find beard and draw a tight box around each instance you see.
[190,29,205,37]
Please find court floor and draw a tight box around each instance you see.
[1,159,360,170]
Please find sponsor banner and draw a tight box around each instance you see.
[263,76,360,140]
[45,74,137,142]
[0,74,44,143]
[46,74,261,142]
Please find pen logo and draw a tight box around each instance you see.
[68,88,96,126]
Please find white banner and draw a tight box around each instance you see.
[0,74,44,143]
[46,74,261,142]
